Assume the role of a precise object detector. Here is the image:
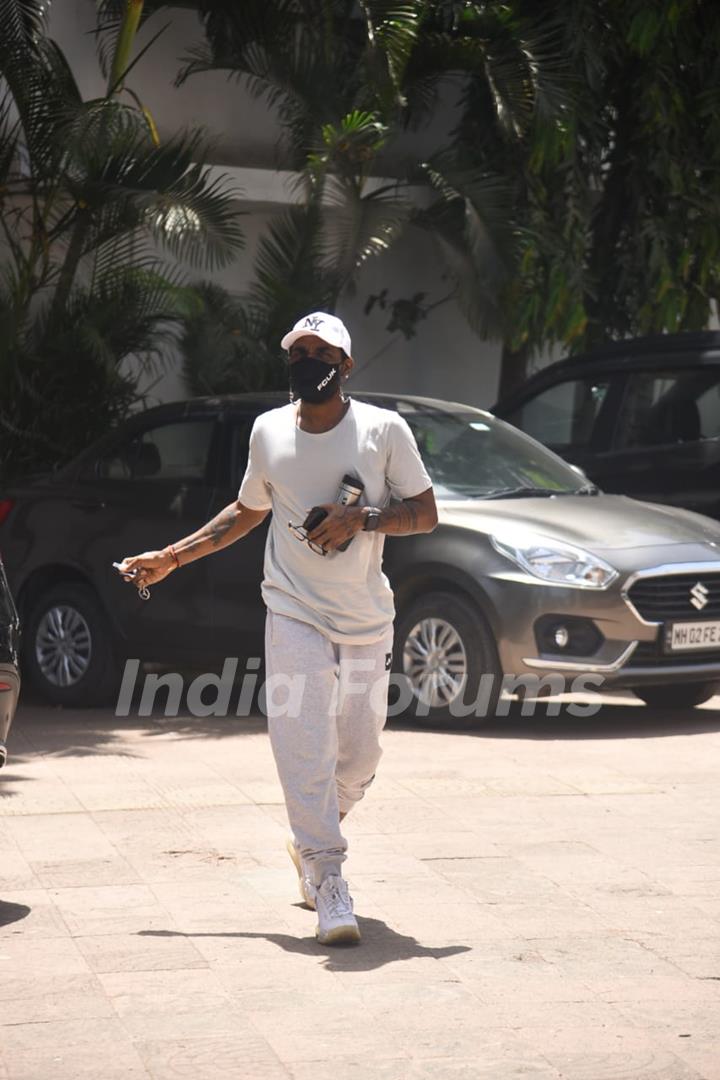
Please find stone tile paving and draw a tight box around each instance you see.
[0,691,718,1078]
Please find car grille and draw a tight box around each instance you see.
[626,573,720,622]
[629,641,720,668]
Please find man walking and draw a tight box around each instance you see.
[119,312,437,945]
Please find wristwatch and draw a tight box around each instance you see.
[362,507,382,532]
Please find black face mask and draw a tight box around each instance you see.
[289,355,342,403]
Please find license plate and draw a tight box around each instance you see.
[665,620,720,652]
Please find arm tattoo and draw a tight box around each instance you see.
[205,506,238,547]
[379,499,420,535]
[168,501,265,565]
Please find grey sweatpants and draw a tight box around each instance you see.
[263,610,394,886]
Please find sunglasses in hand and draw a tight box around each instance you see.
[288,506,329,556]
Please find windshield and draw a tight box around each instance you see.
[394,405,587,500]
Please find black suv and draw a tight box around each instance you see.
[492,331,720,520]
[0,552,21,766]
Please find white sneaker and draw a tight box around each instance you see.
[286,837,316,910]
[308,874,361,946]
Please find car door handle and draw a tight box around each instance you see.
[71,498,106,511]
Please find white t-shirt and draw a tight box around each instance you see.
[238,397,433,644]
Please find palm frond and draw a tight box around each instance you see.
[414,158,517,338]
[81,204,145,268]
[178,1,365,163]
[0,0,250,480]
[423,159,515,260]
[149,156,246,270]
[88,228,152,289]
[318,176,412,293]
[358,1,426,110]
[28,264,198,379]
[0,36,83,182]
[51,108,245,270]
[176,0,308,86]
[179,281,286,396]
[514,15,578,128]
[0,90,21,189]
[94,0,160,83]
[0,0,47,46]
[310,110,389,181]
[249,206,337,344]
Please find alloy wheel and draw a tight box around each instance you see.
[402,616,467,708]
[35,605,92,687]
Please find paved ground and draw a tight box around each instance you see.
[0,687,719,1080]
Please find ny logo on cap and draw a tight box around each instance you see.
[303,316,324,331]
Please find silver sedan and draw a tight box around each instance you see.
[373,395,720,722]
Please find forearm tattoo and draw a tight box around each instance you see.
[379,499,420,534]
[205,506,238,547]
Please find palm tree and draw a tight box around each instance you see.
[180,0,720,403]
[0,0,245,479]
[454,0,720,395]
[171,0,575,389]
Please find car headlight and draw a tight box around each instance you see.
[491,534,618,589]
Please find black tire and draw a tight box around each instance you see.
[392,590,502,728]
[632,682,720,710]
[22,582,122,707]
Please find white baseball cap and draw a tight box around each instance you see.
[280,312,352,355]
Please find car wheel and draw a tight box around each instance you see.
[632,682,720,709]
[392,590,502,727]
[23,583,121,707]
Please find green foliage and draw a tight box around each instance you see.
[173,0,561,387]
[172,0,720,394]
[499,0,720,364]
[180,282,287,396]
[0,268,189,478]
[0,0,244,481]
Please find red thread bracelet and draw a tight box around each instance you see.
[168,545,180,569]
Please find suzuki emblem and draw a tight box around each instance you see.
[690,582,709,610]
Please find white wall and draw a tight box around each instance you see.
[344,227,501,407]
[51,2,286,166]
[127,205,502,411]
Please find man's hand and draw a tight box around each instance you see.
[306,488,438,549]
[116,550,176,591]
[306,504,365,551]
[115,502,270,590]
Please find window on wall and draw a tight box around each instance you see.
[506,378,611,451]
[96,420,215,482]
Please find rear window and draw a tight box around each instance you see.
[613,368,720,448]
[504,378,611,451]
[96,420,216,482]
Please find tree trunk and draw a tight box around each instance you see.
[108,0,145,94]
[496,341,529,401]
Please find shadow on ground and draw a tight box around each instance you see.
[138,922,472,972]
[0,900,30,930]
[389,698,720,740]
[9,693,720,768]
